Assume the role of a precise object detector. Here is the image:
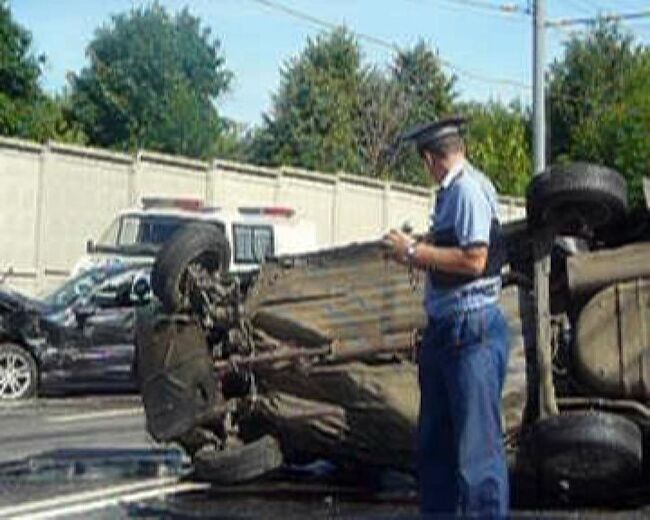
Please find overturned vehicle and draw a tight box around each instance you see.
[136,163,650,507]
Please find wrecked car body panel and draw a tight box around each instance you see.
[575,278,650,399]
[0,264,152,397]
[137,240,531,472]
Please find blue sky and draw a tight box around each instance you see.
[10,0,650,127]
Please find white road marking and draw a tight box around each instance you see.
[11,481,208,520]
[46,408,143,423]
[0,477,206,518]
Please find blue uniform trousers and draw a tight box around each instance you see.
[418,303,510,517]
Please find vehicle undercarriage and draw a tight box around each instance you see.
[136,162,650,508]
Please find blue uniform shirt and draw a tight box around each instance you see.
[424,160,502,318]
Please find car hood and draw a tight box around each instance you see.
[0,286,48,314]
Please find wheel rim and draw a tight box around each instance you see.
[0,350,32,399]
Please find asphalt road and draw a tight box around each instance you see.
[0,395,198,519]
[0,395,420,518]
[0,395,150,465]
[0,395,649,519]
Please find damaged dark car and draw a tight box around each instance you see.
[0,263,152,400]
[136,163,650,508]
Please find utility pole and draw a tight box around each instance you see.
[533,0,545,174]
[532,0,558,419]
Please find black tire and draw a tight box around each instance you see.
[135,302,221,442]
[526,162,628,236]
[0,343,38,400]
[525,411,642,504]
[193,435,284,484]
[151,223,230,312]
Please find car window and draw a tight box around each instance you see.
[97,217,120,246]
[118,217,140,246]
[91,269,151,308]
[138,217,184,244]
[232,224,274,263]
[44,268,151,311]
[91,271,134,307]
[95,214,226,250]
[43,270,108,310]
[115,216,197,246]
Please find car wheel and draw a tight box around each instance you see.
[135,303,221,442]
[151,223,231,312]
[193,435,284,484]
[0,343,38,400]
[523,411,642,505]
[526,162,628,236]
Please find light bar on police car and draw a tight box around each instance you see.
[238,206,295,217]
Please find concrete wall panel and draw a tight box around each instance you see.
[336,179,385,244]
[138,152,207,201]
[0,140,41,277]
[276,172,335,246]
[218,169,277,209]
[389,186,433,234]
[40,144,132,271]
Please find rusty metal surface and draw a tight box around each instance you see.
[567,243,650,298]
[136,239,532,473]
[246,241,426,350]
[240,242,532,466]
[575,278,650,399]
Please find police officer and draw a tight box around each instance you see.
[384,117,510,517]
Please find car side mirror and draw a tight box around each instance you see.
[86,239,95,254]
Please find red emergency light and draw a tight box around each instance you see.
[141,197,205,211]
[238,206,295,218]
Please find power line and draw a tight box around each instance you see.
[248,0,531,91]
[405,0,529,22]
[547,9,650,28]
[438,0,530,16]
[430,0,529,23]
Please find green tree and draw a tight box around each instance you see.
[459,101,532,196]
[357,67,409,179]
[0,1,82,143]
[0,0,50,139]
[249,28,364,174]
[568,53,650,206]
[213,119,249,162]
[18,91,86,144]
[390,41,457,185]
[548,22,650,205]
[548,22,642,159]
[68,3,231,158]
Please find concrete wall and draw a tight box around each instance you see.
[0,137,526,295]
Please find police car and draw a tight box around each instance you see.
[73,197,318,280]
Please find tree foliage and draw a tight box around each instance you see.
[357,67,409,179]
[459,101,532,197]
[548,22,650,205]
[393,41,456,128]
[389,41,457,185]
[68,2,231,158]
[0,1,45,138]
[567,53,650,206]
[249,28,364,174]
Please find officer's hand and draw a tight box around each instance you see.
[382,229,414,264]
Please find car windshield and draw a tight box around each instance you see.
[97,214,191,248]
[42,269,110,311]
